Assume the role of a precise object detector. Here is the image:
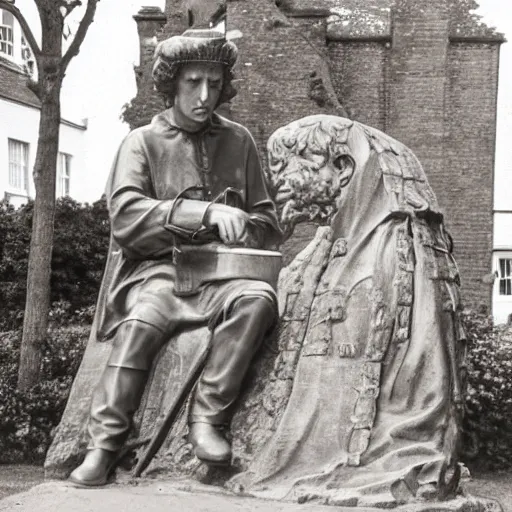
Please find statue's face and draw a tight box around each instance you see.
[174,62,224,131]
[268,116,438,239]
[268,120,356,238]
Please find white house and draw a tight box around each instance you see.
[493,212,512,325]
[0,8,87,208]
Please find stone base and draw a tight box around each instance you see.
[0,479,502,512]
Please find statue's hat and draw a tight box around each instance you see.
[153,29,238,70]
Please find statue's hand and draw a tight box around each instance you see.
[204,203,251,245]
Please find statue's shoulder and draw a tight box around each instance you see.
[122,123,155,145]
[212,114,255,144]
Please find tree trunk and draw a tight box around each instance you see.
[17,83,61,391]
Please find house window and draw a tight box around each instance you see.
[8,139,29,194]
[498,258,512,296]
[0,10,14,57]
[57,152,71,197]
[21,35,35,75]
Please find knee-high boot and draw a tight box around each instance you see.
[88,319,166,451]
[188,295,276,463]
[69,320,165,486]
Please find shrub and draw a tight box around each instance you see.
[461,309,512,471]
[0,325,89,464]
[0,307,511,467]
[0,197,109,330]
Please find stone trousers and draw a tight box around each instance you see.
[87,279,277,452]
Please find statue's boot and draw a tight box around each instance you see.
[69,320,165,486]
[68,448,117,487]
[188,422,231,466]
[189,295,276,465]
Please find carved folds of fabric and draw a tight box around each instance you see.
[346,221,415,466]
[412,219,460,284]
[302,285,348,357]
[347,362,381,467]
[364,127,439,216]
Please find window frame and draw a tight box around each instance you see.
[0,10,14,58]
[497,257,512,297]
[7,138,30,196]
[57,152,72,197]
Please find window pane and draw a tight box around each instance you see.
[57,153,71,197]
[56,153,71,197]
[8,139,29,193]
[2,11,14,26]
[0,23,13,56]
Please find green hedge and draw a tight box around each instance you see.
[0,197,109,330]
[0,325,89,463]
[0,310,511,467]
[461,310,512,471]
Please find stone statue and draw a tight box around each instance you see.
[45,56,475,508]
[227,115,467,507]
[60,28,282,487]
[88,114,469,509]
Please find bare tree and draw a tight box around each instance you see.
[0,0,100,390]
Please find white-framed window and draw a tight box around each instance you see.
[8,138,29,194]
[498,257,512,296]
[0,10,14,57]
[21,34,34,75]
[57,152,72,197]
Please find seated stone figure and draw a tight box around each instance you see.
[46,107,469,506]
[66,28,282,487]
[228,115,467,508]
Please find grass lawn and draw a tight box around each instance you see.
[0,465,45,501]
[466,472,512,512]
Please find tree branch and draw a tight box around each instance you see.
[0,1,42,61]
[58,0,83,18]
[60,0,99,73]
[27,77,42,98]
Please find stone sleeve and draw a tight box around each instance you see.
[107,131,211,259]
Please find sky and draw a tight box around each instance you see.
[12,0,512,206]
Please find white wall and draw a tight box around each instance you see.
[0,98,39,204]
[494,212,512,249]
[492,212,512,325]
[492,250,512,326]
[59,120,88,202]
[1,98,88,206]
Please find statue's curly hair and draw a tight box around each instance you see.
[152,59,237,109]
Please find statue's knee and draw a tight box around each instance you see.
[232,294,278,330]
[108,320,166,371]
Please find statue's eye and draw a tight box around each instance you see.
[332,155,356,187]
[333,155,348,170]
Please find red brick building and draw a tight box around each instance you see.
[124,0,504,310]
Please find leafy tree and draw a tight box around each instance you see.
[0,0,101,390]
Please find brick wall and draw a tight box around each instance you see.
[444,43,500,307]
[223,0,343,163]
[123,7,167,129]
[128,0,503,309]
[328,42,388,130]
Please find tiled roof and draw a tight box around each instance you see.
[0,57,40,109]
